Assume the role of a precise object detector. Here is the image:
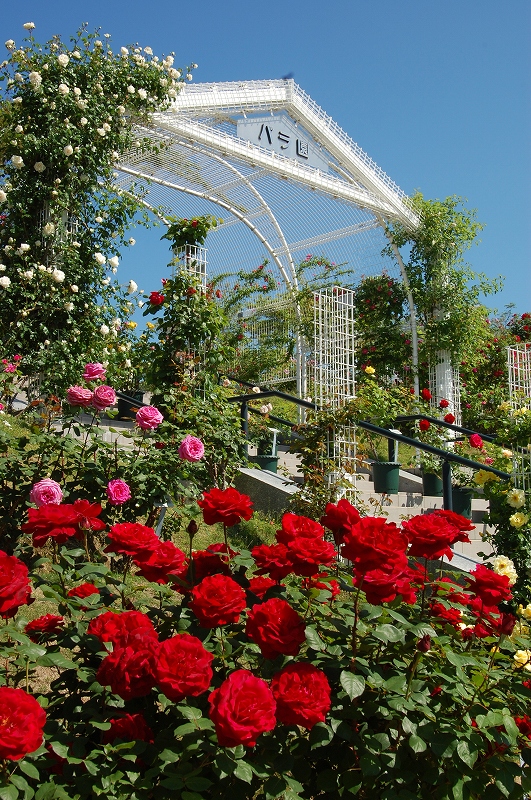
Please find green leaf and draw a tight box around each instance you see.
[181,793,204,800]
[456,740,477,768]
[408,734,427,753]
[159,749,180,763]
[8,776,32,800]
[233,762,253,784]
[446,652,478,668]
[340,671,365,700]
[18,762,39,780]
[0,786,19,800]
[305,627,325,650]
[185,777,213,791]
[373,624,404,643]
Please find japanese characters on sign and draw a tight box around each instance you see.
[236,115,329,172]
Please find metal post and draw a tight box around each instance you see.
[442,460,452,511]
[241,401,249,457]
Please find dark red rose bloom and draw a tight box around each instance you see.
[469,433,483,449]
[419,419,430,431]
[341,517,408,572]
[354,555,410,605]
[251,542,294,581]
[432,509,475,532]
[430,685,442,697]
[97,642,158,701]
[22,503,79,547]
[435,576,472,606]
[417,634,432,652]
[403,512,470,561]
[444,413,455,424]
[421,388,432,401]
[208,669,276,747]
[515,715,531,739]
[25,614,64,641]
[248,575,278,598]
[0,687,47,761]
[320,499,361,545]
[134,541,188,585]
[467,564,512,606]
[67,582,99,600]
[0,550,31,619]
[87,610,158,649]
[190,574,247,627]
[198,487,253,527]
[72,499,106,532]
[271,662,331,730]
[190,543,236,584]
[102,713,154,744]
[286,536,336,577]
[149,291,165,306]
[486,611,517,636]
[430,601,463,628]
[246,597,306,660]
[105,522,159,557]
[276,513,325,545]
[156,633,214,701]
[301,574,340,600]
[439,399,450,409]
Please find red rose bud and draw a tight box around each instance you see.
[439,398,449,408]
[149,291,165,306]
[417,634,431,652]
[187,519,199,536]
[421,388,432,401]
[419,419,430,431]
[444,413,455,424]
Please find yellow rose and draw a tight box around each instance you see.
[513,650,531,671]
[146,322,155,330]
[364,366,375,375]
[506,488,525,508]
[517,604,531,621]
[509,512,529,529]
[125,320,137,330]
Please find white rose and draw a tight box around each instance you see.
[64,145,73,156]
[0,276,11,288]
[96,128,106,137]
[5,40,15,50]
[73,87,81,96]
[77,99,87,109]
[80,117,88,126]
[108,256,119,268]
[58,83,69,95]
[23,22,35,30]
[144,47,153,55]
[94,252,106,265]
[72,50,81,59]
[29,71,42,88]
[168,68,180,80]
[34,161,46,173]
[121,47,129,56]
[23,269,34,279]
[15,125,23,134]
[11,155,24,169]
[164,55,174,67]
[70,285,79,293]
[0,190,7,203]
[102,278,110,285]
[128,238,135,246]
[125,359,132,368]
[42,222,55,236]
[192,63,198,69]
[94,40,102,47]
[112,317,121,329]
[103,122,111,132]
[186,73,193,81]
[127,279,138,293]
[168,88,177,99]
[64,302,74,311]
[38,264,46,271]
[138,300,144,308]
[0,265,4,271]
[127,85,135,94]
[52,268,65,283]
[19,243,30,252]
[57,53,69,67]
[137,88,147,100]
[100,324,110,335]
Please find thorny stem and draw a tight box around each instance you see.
[351,579,364,666]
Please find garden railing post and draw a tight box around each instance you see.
[241,401,249,457]
[442,460,452,511]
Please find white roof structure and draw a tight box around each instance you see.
[115,79,418,292]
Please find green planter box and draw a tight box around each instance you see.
[248,455,279,474]
[372,462,400,495]
[452,487,473,519]
[422,472,444,497]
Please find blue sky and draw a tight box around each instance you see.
[2,0,530,314]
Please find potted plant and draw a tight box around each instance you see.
[450,432,492,518]
[247,402,279,473]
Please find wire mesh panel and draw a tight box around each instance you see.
[173,245,208,288]
[312,287,356,408]
[231,297,298,385]
[428,354,462,425]
[507,344,531,491]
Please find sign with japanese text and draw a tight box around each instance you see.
[236,114,329,172]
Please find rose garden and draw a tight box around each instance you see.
[0,23,531,800]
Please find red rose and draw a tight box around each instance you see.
[418,419,430,431]
[251,542,294,581]
[271,663,331,729]
[439,399,449,409]
[248,575,278,599]
[320,499,361,545]
[67,582,99,600]
[246,597,306,660]
[156,633,214,700]
[341,517,408,572]
[469,433,484,449]
[208,669,276,747]
[21,503,79,547]
[402,513,470,561]
[102,713,154,744]
[0,550,31,618]
[467,564,512,606]
[105,522,159,557]
[198,487,253,527]
[149,291,165,306]
[432,509,475,532]
[97,642,158,700]
[421,388,432,401]
[354,556,410,605]
[134,541,188,585]
[190,574,247,627]
[276,513,325,545]
[444,413,455,424]
[72,499,106,532]
[301,574,340,601]
[515,715,531,739]
[25,614,64,641]
[286,536,336,577]
[87,610,158,649]
[0,687,46,760]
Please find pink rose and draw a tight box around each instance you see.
[66,385,93,407]
[136,405,163,431]
[83,363,106,382]
[178,435,205,462]
[469,433,483,449]
[30,479,63,507]
[106,479,131,506]
[91,385,117,411]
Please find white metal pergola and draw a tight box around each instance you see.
[114,79,421,399]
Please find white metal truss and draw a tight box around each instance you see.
[173,245,208,288]
[429,354,462,426]
[312,287,356,407]
[507,344,531,492]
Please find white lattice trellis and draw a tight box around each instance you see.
[508,344,531,491]
[312,287,356,408]
[173,244,208,289]
[428,352,462,425]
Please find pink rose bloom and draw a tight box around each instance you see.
[83,363,106,382]
[106,479,132,506]
[178,435,205,462]
[66,386,93,407]
[469,433,484,450]
[4,364,16,374]
[30,479,63,507]
[136,405,163,431]
[91,385,117,411]
[484,456,494,465]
